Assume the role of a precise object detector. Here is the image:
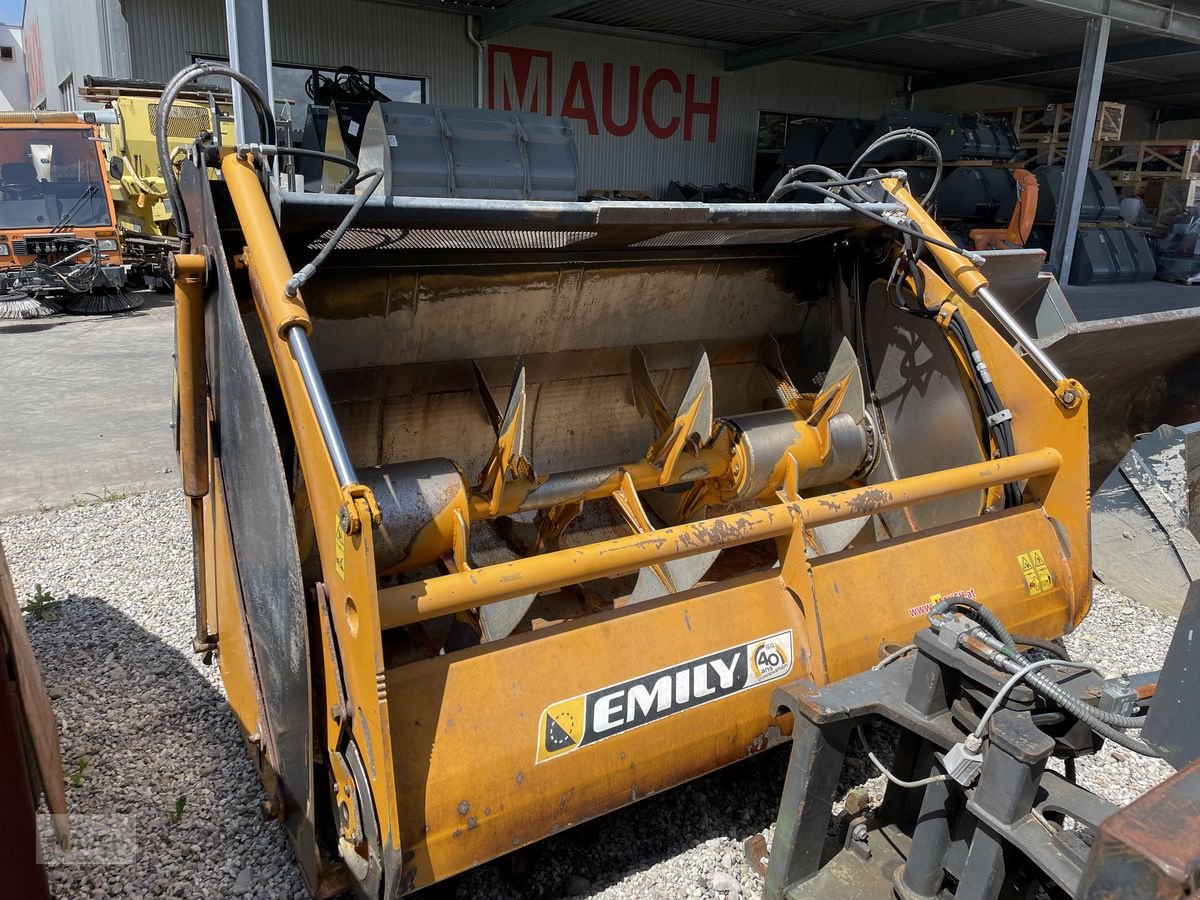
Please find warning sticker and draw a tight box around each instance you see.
[334,512,345,579]
[1018,549,1053,596]
[536,631,793,764]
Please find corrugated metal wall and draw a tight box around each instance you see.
[121,1,907,194]
[124,0,476,105]
[502,24,904,194]
[115,1,1050,196]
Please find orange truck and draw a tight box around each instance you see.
[0,111,130,318]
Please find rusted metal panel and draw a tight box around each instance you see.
[1077,757,1200,899]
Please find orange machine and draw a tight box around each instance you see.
[970,168,1039,251]
[0,112,129,318]
[166,64,1092,899]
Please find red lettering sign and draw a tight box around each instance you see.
[561,60,598,135]
[601,63,639,137]
[684,74,720,143]
[489,44,553,115]
[487,45,720,143]
[642,68,682,139]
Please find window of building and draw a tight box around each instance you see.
[0,46,14,61]
[58,75,75,112]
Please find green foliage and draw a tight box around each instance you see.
[22,583,61,621]
[72,486,129,506]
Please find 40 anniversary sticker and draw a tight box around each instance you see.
[536,631,793,763]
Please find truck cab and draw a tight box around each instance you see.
[0,115,124,303]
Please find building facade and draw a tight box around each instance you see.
[0,23,28,110]
[21,0,1052,195]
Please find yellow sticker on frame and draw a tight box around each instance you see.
[1018,549,1052,596]
[334,512,345,578]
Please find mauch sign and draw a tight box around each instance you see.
[488,44,721,142]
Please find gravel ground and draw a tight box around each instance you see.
[1,491,1178,900]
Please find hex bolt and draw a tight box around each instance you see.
[1061,389,1078,406]
[851,823,869,843]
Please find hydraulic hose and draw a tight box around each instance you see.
[847,128,945,208]
[993,653,1148,730]
[1011,634,1070,661]
[156,63,276,251]
[930,597,1017,651]
[935,597,1156,752]
[239,144,363,194]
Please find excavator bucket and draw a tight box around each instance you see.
[967,248,1200,487]
[1091,423,1200,617]
[172,87,1096,898]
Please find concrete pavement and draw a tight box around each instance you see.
[0,294,179,516]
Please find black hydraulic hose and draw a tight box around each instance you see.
[246,145,362,194]
[1010,658,1147,730]
[930,597,1017,651]
[934,599,1158,756]
[1012,634,1070,661]
[281,166,384,297]
[767,165,880,203]
[156,63,276,250]
[990,653,1158,756]
[771,180,978,259]
[937,597,1152,735]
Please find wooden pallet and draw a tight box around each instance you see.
[985,101,1124,146]
[1008,138,1200,179]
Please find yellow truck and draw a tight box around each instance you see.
[81,76,235,290]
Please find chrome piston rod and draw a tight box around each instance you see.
[286,326,357,487]
[975,286,1065,386]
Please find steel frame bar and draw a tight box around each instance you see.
[478,0,594,39]
[225,0,274,145]
[1015,0,1200,42]
[1047,17,1110,284]
[724,0,1018,70]
[377,448,1063,628]
[912,36,1191,92]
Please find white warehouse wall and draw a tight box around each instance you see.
[23,0,113,110]
[0,24,28,110]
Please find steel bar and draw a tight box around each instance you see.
[225,0,275,145]
[286,327,357,488]
[1013,0,1200,43]
[276,192,903,234]
[478,0,593,39]
[724,0,1018,70]
[976,286,1068,384]
[1047,17,1111,284]
[913,36,1191,92]
[378,448,1062,628]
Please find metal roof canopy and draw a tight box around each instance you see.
[386,0,1200,119]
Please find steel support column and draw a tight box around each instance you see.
[1048,17,1110,284]
[225,0,274,144]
